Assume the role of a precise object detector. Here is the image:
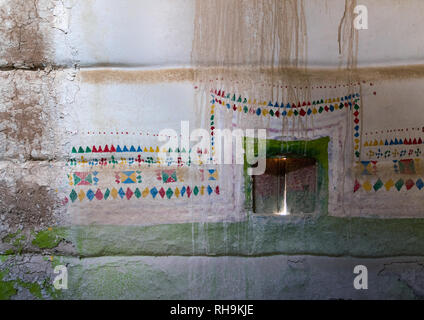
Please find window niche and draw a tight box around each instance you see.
[244,137,329,216]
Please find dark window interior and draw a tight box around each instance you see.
[253,155,317,215]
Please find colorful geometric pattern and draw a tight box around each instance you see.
[67,155,192,168]
[364,137,424,147]
[365,147,423,160]
[210,89,361,159]
[399,159,416,174]
[354,178,424,192]
[71,145,207,155]
[157,170,178,183]
[115,171,142,184]
[68,185,220,202]
[210,89,360,119]
[72,172,93,186]
[208,169,218,181]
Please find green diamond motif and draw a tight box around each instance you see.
[134,188,141,198]
[243,106,248,113]
[269,110,274,116]
[373,179,383,191]
[354,104,359,110]
[193,186,199,195]
[166,188,173,199]
[395,179,404,191]
[318,106,324,113]
[104,188,110,200]
[293,110,298,116]
[69,189,77,202]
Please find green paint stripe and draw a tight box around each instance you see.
[63,216,424,258]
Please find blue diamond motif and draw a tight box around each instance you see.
[86,189,95,201]
[118,187,125,199]
[416,179,424,190]
[150,187,158,199]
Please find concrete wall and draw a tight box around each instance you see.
[1,0,424,300]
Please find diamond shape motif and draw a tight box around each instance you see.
[78,190,85,201]
[150,187,158,199]
[353,180,361,192]
[141,187,149,198]
[69,189,77,202]
[373,179,383,191]
[86,189,95,201]
[111,188,118,199]
[166,188,173,199]
[95,189,103,200]
[207,185,213,195]
[405,179,415,190]
[362,180,372,192]
[118,187,125,199]
[394,179,404,191]
[384,179,394,191]
[134,188,141,199]
[159,187,166,198]
[193,186,199,196]
[126,188,133,200]
[181,186,186,197]
[416,179,424,190]
[186,186,192,198]
[104,188,110,200]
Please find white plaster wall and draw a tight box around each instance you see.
[54,0,424,68]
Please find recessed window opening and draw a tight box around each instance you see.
[252,155,317,215]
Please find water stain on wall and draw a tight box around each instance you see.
[0,0,51,68]
[0,70,56,160]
